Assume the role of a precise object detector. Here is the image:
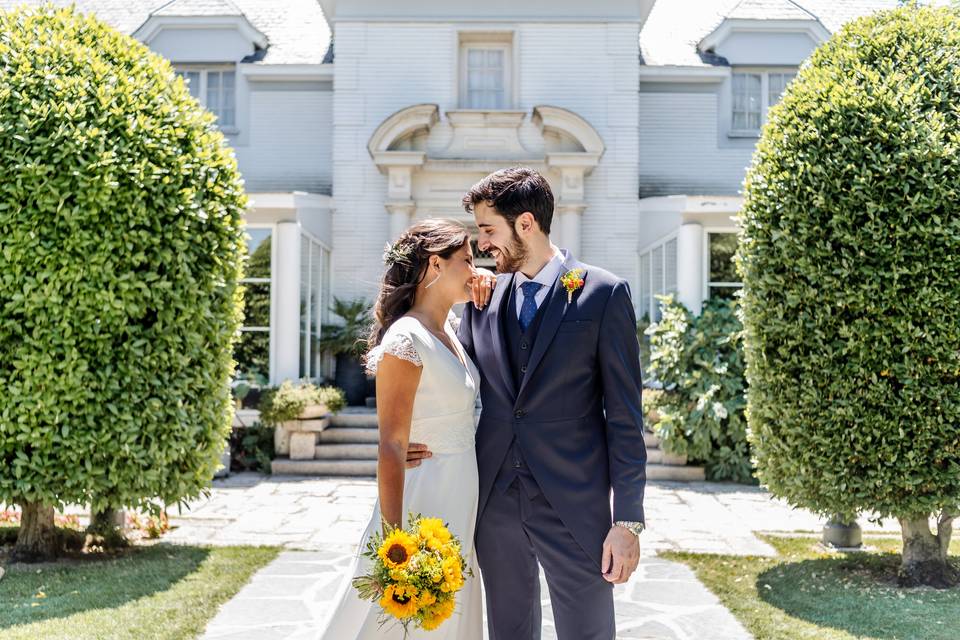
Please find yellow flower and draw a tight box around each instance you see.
[418,590,437,607]
[440,542,461,559]
[379,583,419,619]
[417,518,452,551]
[378,530,418,570]
[421,597,456,630]
[441,555,464,592]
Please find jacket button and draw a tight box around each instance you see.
[520,364,527,373]
[515,410,525,419]
[520,341,528,350]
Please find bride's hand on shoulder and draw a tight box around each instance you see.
[471,268,497,310]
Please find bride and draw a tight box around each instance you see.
[319,219,489,639]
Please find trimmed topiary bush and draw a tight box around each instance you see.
[646,296,751,483]
[0,6,247,560]
[737,5,960,586]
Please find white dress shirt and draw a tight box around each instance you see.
[513,253,564,319]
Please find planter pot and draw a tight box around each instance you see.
[822,517,862,548]
[335,353,368,406]
[299,403,329,420]
[214,440,231,479]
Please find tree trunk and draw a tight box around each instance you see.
[87,507,129,549]
[898,511,958,588]
[11,501,59,563]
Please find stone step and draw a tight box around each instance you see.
[644,432,660,449]
[271,458,378,476]
[314,443,379,460]
[317,427,380,444]
[646,448,687,466]
[329,411,379,429]
[647,464,706,482]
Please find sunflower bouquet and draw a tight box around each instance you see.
[353,513,472,635]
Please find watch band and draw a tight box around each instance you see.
[614,520,645,536]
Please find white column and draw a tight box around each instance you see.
[677,222,703,315]
[386,202,415,240]
[274,220,302,384]
[556,205,585,258]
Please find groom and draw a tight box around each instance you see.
[411,167,646,639]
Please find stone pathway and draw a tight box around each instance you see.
[168,474,900,639]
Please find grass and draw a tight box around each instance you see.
[664,535,960,640]
[0,543,279,640]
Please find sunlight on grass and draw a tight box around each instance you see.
[664,536,960,640]
[0,544,279,640]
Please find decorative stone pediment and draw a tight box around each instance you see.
[368,104,604,254]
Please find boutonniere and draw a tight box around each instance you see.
[560,268,585,303]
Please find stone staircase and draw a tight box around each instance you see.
[271,408,705,481]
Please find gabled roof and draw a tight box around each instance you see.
[152,0,244,17]
[640,0,900,67]
[0,0,331,64]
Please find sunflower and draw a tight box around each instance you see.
[379,583,419,619]
[440,555,464,592]
[420,597,456,630]
[377,530,418,570]
[417,518,452,551]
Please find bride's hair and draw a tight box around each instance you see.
[366,218,470,351]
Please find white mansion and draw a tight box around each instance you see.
[5,0,897,385]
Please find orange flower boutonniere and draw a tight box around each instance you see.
[560,268,585,303]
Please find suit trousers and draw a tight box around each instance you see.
[475,476,615,640]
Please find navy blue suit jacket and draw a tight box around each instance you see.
[458,251,646,569]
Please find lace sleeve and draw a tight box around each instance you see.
[365,333,422,375]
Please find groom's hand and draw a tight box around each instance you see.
[471,268,497,310]
[601,526,640,584]
[405,442,432,468]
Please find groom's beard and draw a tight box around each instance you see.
[493,232,529,273]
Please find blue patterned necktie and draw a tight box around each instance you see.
[519,281,543,333]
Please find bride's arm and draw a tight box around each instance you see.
[375,353,422,532]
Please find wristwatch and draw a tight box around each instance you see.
[614,520,645,537]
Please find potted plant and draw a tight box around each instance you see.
[259,381,348,458]
[319,297,373,406]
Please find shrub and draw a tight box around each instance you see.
[646,296,752,483]
[0,6,246,560]
[737,5,960,586]
[258,380,347,426]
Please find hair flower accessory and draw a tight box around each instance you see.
[383,240,414,267]
[560,268,585,303]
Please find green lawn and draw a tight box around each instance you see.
[0,543,279,640]
[665,536,960,640]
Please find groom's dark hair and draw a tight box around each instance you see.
[462,167,554,235]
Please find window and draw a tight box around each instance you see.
[731,70,795,135]
[300,235,332,381]
[638,236,678,323]
[706,232,742,300]
[235,227,273,383]
[459,34,512,110]
[175,67,236,129]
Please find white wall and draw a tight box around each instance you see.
[638,89,755,200]
[233,83,333,194]
[331,21,643,304]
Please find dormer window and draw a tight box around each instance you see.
[175,65,237,130]
[459,32,513,110]
[731,69,796,135]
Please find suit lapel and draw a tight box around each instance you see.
[517,253,588,400]
[487,273,516,400]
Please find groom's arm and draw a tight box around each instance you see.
[457,302,476,362]
[597,280,647,525]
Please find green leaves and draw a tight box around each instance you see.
[646,296,753,483]
[738,5,960,522]
[0,6,246,512]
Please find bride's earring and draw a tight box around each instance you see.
[424,268,441,289]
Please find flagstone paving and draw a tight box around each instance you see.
[166,474,900,639]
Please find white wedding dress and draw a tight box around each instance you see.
[318,315,484,640]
